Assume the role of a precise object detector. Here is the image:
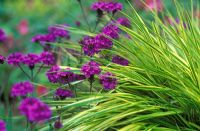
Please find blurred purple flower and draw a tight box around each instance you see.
[0,29,7,43]
[81,36,100,57]
[18,97,52,122]
[81,61,101,78]
[31,34,56,44]
[112,55,129,66]
[102,24,120,39]
[91,2,123,14]
[22,53,41,69]
[58,70,74,84]
[48,26,70,39]
[75,21,81,27]
[100,72,117,90]
[95,34,113,49]
[117,17,131,28]
[11,81,34,97]
[54,120,63,129]
[54,88,73,100]
[0,119,6,131]
[40,51,55,65]
[7,52,24,66]
[0,54,6,64]
[46,65,60,83]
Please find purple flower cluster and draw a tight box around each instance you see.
[95,34,113,49]
[48,26,70,39]
[0,54,6,64]
[117,17,131,28]
[22,53,41,69]
[19,97,52,122]
[7,52,55,68]
[80,36,100,57]
[11,81,34,97]
[54,120,63,129]
[40,51,55,65]
[54,88,73,100]
[100,72,117,90]
[0,29,7,43]
[31,34,56,44]
[102,24,120,39]
[46,65,60,83]
[7,52,24,66]
[112,55,129,66]
[91,2,123,14]
[32,25,70,44]
[58,70,74,84]
[81,61,101,78]
[0,120,6,131]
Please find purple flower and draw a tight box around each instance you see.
[117,17,131,27]
[48,26,70,39]
[40,51,55,65]
[81,61,101,78]
[54,120,63,129]
[0,120,6,131]
[100,72,117,90]
[73,74,86,81]
[18,97,52,122]
[95,34,113,49]
[7,52,24,66]
[102,24,120,39]
[91,2,123,14]
[0,54,6,64]
[46,65,60,83]
[11,81,34,97]
[22,53,40,69]
[58,70,74,84]
[54,88,73,100]
[31,34,56,44]
[81,36,100,57]
[75,21,81,27]
[112,55,129,66]
[0,29,7,43]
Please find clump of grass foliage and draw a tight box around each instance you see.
[43,1,200,130]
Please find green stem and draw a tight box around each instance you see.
[18,64,31,79]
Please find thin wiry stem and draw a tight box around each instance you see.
[78,0,91,31]
[18,64,31,79]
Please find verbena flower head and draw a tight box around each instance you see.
[58,69,74,84]
[48,26,70,39]
[7,52,24,66]
[94,34,113,49]
[75,21,81,27]
[22,53,40,69]
[0,29,7,43]
[40,51,55,65]
[55,88,73,100]
[117,17,131,27]
[0,54,6,64]
[11,81,34,97]
[0,119,6,131]
[81,36,100,57]
[112,55,129,66]
[102,24,120,39]
[31,34,56,44]
[91,2,123,14]
[18,97,52,122]
[46,65,60,83]
[54,120,63,129]
[100,72,117,90]
[81,61,101,78]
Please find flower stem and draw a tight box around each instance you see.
[33,64,44,80]
[77,0,91,31]
[18,64,31,79]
